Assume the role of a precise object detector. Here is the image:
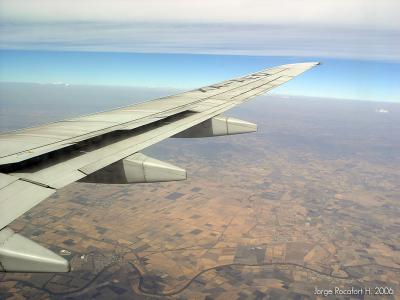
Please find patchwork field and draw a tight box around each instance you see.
[1,95,399,299]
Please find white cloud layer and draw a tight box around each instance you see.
[1,0,399,29]
[0,0,399,60]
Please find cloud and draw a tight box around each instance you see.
[50,82,70,86]
[376,108,389,113]
[1,0,399,29]
[0,0,399,60]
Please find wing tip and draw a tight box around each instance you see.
[279,61,321,69]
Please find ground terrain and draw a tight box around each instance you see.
[1,93,399,299]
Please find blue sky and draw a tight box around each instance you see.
[0,0,399,103]
[0,50,399,103]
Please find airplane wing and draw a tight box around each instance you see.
[0,62,319,272]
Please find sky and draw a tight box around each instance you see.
[0,0,399,102]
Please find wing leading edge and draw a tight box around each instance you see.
[0,62,320,272]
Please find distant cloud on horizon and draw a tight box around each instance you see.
[376,108,389,113]
[0,0,399,61]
